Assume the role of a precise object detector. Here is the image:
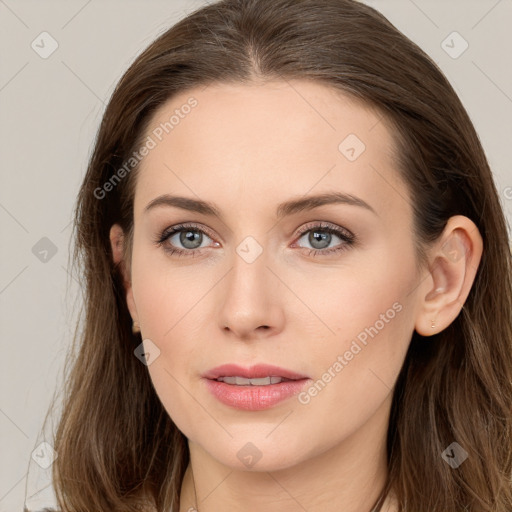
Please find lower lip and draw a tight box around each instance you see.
[204,378,310,411]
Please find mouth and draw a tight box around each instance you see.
[202,363,309,381]
[202,363,310,411]
[214,376,294,385]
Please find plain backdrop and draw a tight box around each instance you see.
[1,0,511,510]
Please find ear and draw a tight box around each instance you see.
[415,215,483,336]
[109,224,139,325]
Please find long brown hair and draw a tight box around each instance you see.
[46,0,512,510]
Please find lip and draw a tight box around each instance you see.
[202,363,311,411]
[202,363,309,380]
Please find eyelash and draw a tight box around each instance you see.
[153,221,356,258]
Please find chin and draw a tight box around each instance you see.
[194,429,322,473]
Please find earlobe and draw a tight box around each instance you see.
[415,216,483,336]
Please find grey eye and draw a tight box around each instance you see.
[170,229,212,250]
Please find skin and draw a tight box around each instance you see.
[110,80,483,512]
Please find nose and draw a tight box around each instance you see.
[217,244,285,341]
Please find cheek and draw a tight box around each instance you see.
[131,241,214,340]
[301,247,415,345]
[130,248,219,436]
[292,250,417,430]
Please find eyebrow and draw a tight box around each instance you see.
[143,191,377,218]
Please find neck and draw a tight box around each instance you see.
[178,395,398,512]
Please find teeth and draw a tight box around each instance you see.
[217,376,290,385]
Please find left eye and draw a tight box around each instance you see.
[293,223,355,254]
[297,229,343,250]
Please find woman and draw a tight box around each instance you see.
[43,0,512,510]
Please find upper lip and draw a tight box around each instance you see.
[203,364,309,380]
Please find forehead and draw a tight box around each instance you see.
[133,79,409,222]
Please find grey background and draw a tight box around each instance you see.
[0,0,511,510]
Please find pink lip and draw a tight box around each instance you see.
[202,363,310,411]
[202,363,309,380]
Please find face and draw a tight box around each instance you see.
[119,80,423,471]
